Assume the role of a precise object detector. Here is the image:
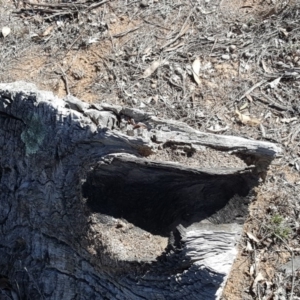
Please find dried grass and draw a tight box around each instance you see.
[1,0,300,298]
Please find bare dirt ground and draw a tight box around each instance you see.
[1,0,300,299]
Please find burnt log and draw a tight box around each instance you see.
[0,82,280,299]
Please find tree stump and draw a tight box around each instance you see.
[0,82,280,299]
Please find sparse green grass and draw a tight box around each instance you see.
[269,213,292,241]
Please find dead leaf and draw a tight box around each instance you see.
[56,20,64,28]
[245,94,253,102]
[246,232,260,243]
[142,47,152,55]
[261,60,272,73]
[252,272,265,295]
[268,76,281,89]
[197,7,216,14]
[239,102,248,110]
[2,26,11,38]
[260,123,266,138]
[192,57,201,86]
[254,272,265,283]
[281,117,297,123]
[192,58,201,75]
[235,110,260,126]
[30,33,41,42]
[206,124,229,133]
[249,264,255,276]
[42,25,54,37]
[246,240,253,252]
[141,60,161,79]
[87,35,100,44]
[279,27,288,38]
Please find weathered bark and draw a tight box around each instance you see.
[0,82,280,299]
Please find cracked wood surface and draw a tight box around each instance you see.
[0,82,280,299]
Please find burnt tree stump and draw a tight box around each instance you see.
[0,82,280,299]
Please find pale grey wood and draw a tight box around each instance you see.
[0,82,280,300]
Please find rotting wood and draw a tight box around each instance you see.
[0,82,281,299]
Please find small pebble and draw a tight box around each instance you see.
[241,24,249,31]
[229,45,236,52]
[221,54,230,60]
[244,51,255,58]
[227,31,233,38]
[140,0,149,8]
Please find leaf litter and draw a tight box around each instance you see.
[1,0,300,299]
